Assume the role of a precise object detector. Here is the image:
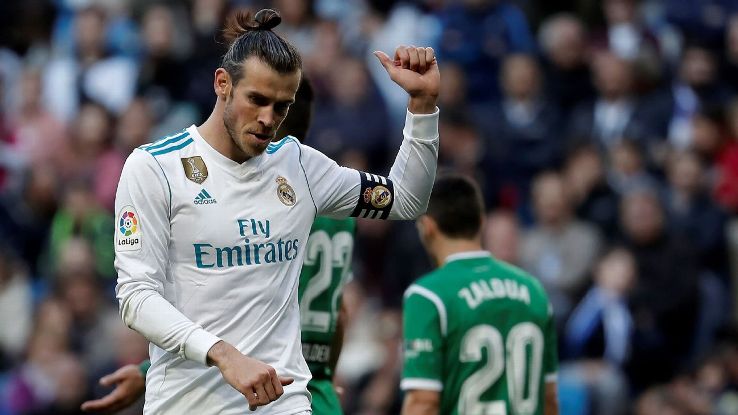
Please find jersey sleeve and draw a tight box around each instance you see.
[115,149,221,364]
[400,285,445,392]
[543,303,559,382]
[300,109,439,220]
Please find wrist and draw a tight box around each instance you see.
[408,95,437,114]
[206,340,233,368]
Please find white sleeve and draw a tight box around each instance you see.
[114,149,221,365]
[301,108,439,220]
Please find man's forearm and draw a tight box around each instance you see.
[386,109,439,220]
[118,287,221,364]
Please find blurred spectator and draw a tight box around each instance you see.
[274,0,317,55]
[62,102,124,211]
[0,246,32,368]
[619,189,700,388]
[606,139,658,195]
[136,5,191,108]
[43,6,137,122]
[563,145,620,234]
[710,100,738,213]
[348,309,402,415]
[183,0,228,118]
[11,69,69,171]
[721,14,738,93]
[538,13,596,117]
[438,110,482,177]
[568,52,649,151]
[561,247,636,415]
[436,0,535,102]
[645,43,731,150]
[0,166,58,275]
[115,97,154,156]
[55,238,123,378]
[436,62,467,110]
[361,1,439,130]
[479,54,564,208]
[46,183,114,280]
[521,172,603,323]
[483,209,521,264]
[664,151,728,277]
[309,56,390,171]
[592,0,661,66]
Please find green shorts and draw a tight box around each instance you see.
[308,378,342,415]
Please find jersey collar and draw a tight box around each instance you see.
[444,250,492,265]
[188,125,265,178]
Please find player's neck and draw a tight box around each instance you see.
[434,237,484,266]
[199,103,251,163]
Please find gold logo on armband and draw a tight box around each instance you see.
[370,186,392,209]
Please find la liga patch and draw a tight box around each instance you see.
[116,205,142,251]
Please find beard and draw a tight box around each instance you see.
[222,100,270,160]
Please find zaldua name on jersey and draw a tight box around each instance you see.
[193,217,300,268]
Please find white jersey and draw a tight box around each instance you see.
[114,109,439,414]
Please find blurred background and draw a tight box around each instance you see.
[1,0,738,414]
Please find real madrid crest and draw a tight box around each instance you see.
[181,156,209,184]
[363,185,392,209]
[276,176,296,206]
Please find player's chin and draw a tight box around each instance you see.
[241,137,270,157]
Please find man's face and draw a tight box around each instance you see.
[223,58,301,159]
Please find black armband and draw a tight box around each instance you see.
[350,172,395,219]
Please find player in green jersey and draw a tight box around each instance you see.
[401,174,559,415]
[82,78,355,414]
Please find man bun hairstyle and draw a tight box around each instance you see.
[426,173,485,239]
[221,9,302,86]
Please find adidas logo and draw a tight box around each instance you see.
[194,189,217,205]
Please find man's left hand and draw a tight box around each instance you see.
[374,46,440,114]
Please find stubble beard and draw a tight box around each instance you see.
[223,100,264,160]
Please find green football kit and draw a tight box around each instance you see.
[298,216,356,414]
[401,251,558,415]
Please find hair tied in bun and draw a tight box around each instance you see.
[254,9,281,31]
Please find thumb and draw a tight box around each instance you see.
[373,51,395,73]
[99,373,118,387]
[279,376,295,386]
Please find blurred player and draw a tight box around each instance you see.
[401,174,558,415]
[84,79,354,414]
[113,8,439,414]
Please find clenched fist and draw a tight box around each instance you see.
[374,45,440,114]
[208,341,294,411]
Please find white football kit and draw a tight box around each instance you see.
[114,109,439,414]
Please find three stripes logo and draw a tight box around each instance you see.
[194,189,217,205]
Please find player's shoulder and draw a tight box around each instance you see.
[265,135,302,156]
[138,128,194,160]
[491,258,551,305]
[404,268,449,302]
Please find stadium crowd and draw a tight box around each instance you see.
[1,0,738,414]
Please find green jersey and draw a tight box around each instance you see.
[401,251,558,415]
[298,216,355,379]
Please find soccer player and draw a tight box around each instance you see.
[84,79,355,414]
[114,8,439,415]
[401,174,559,415]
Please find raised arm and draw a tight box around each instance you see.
[300,46,440,220]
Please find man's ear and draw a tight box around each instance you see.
[214,68,231,98]
[417,215,438,241]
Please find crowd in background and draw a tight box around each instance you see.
[1,0,738,414]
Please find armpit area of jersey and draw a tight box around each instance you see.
[350,171,395,219]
